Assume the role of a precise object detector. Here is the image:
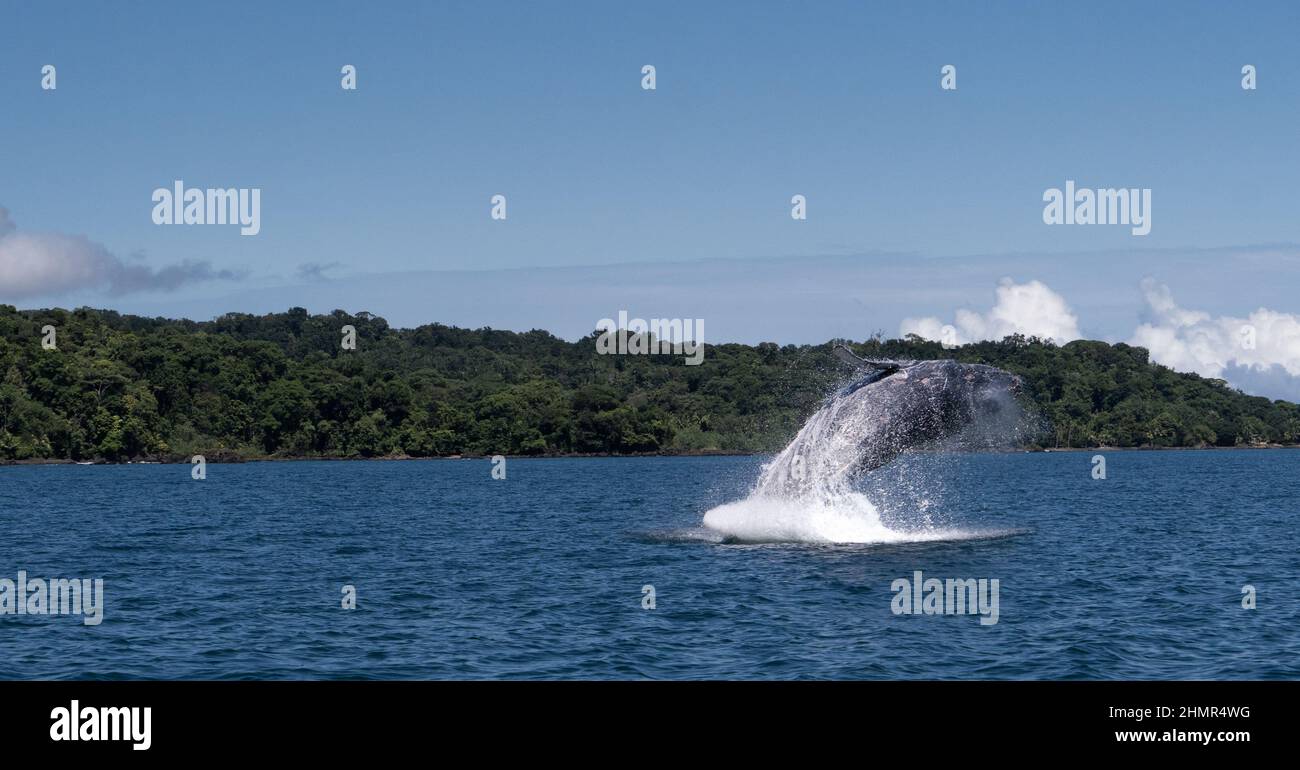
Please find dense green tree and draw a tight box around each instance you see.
[0,305,1296,461]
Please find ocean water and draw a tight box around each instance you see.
[0,450,1296,680]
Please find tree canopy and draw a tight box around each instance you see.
[1,305,1296,462]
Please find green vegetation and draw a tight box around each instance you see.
[1,305,1297,462]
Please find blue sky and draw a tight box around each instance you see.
[3,1,1300,394]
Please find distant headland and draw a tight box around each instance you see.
[1,305,1296,464]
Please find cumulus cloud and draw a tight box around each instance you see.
[904,275,1300,401]
[900,278,1082,346]
[0,207,242,300]
[1129,278,1300,397]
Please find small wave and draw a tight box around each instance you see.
[630,528,726,545]
[701,492,1012,545]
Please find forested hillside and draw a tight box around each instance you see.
[1,305,1297,461]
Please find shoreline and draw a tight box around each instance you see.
[3,443,1297,466]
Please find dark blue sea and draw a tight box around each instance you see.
[1,450,1296,679]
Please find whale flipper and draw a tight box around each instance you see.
[832,344,902,372]
[832,344,866,367]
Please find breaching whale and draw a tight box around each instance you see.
[756,345,1024,496]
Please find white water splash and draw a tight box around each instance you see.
[701,360,1024,544]
[701,491,978,544]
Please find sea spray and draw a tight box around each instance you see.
[702,357,1025,544]
[702,491,979,544]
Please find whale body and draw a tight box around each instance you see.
[756,351,1023,496]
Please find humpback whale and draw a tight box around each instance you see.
[756,345,1024,496]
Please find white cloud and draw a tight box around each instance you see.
[0,207,241,301]
[900,278,1082,346]
[903,275,1300,401]
[1130,278,1300,388]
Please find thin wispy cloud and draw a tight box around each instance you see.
[295,261,343,282]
